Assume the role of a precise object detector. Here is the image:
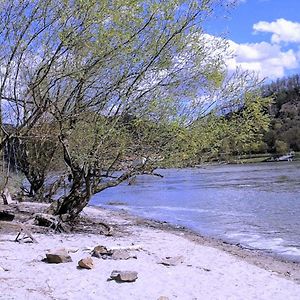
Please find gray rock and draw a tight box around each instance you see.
[110,270,138,282]
[159,256,184,266]
[111,250,136,260]
[46,248,72,263]
[157,297,169,300]
[78,257,94,269]
[92,245,112,258]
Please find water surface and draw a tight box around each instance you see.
[90,162,300,261]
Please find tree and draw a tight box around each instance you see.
[0,0,264,220]
[13,124,60,198]
[275,140,289,155]
[262,73,300,152]
[187,88,271,162]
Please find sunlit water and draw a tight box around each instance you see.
[90,162,300,262]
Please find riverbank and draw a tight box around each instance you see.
[209,152,300,165]
[1,202,300,299]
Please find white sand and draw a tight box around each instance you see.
[1,206,300,300]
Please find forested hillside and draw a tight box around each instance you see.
[262,74,300,153]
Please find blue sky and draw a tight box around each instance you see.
[207,0,300,80]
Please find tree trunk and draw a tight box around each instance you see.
[56,189,91,219]
[28,176,45,197]
[47,171,91,220]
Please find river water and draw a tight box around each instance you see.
[90,162,300,262]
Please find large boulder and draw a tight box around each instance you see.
[46,248,72,263]
[110,270,138,282]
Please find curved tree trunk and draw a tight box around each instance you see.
[47,168,153,221]
[56,190,91,219]
[47,170,91,220]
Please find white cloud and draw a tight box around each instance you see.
[226,40,299,79]
[253,18,300,44]
[221,18,300,79]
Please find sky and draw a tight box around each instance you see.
[206,0,300,81]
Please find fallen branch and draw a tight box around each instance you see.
[15,224,38,244]
[33,213,71,233]
[0,210,15,221]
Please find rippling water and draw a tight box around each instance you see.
[90,162,300,262]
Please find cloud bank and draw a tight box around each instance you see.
[253,18,300,44]
[226,18,300,79]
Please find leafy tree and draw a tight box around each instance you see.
[274,140,289,155]
[13,124,60,198]
[262,73,300,152]
[189,90,271,162]
[0,0,269,221]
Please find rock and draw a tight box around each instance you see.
[111,250,136,260]
[159,256,184,266]
[78,257,94,269]
[46,248,72,263]
[158,297,169,300]
[92,245,112,258]
[110,270,138,282]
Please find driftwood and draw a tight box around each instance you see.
[79,220,112,236]
[84,244,143,253]
[0,210,15,221]
[15,224,38,244]
[0,219,38,243]
[33,213,72,233]
[98,222,112,236]
[0,187,13,205]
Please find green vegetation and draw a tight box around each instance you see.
[262,74,300,153]
[0,0,273,220]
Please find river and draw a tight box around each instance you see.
[90,162,300,262]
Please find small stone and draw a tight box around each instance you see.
[110,270,138,282]
[92,245,112,258]
[159,256,184,266]
[158,297,169,300]
[46,248,72,263]
[78,257,94,269]
[111,250,134,260]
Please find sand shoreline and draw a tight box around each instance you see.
[89,205,300,283]
[1,202,300,299]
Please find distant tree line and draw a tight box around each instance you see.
[262,74,300,154]
[204,73,300,159]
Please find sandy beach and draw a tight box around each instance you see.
[1,202,300,300]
